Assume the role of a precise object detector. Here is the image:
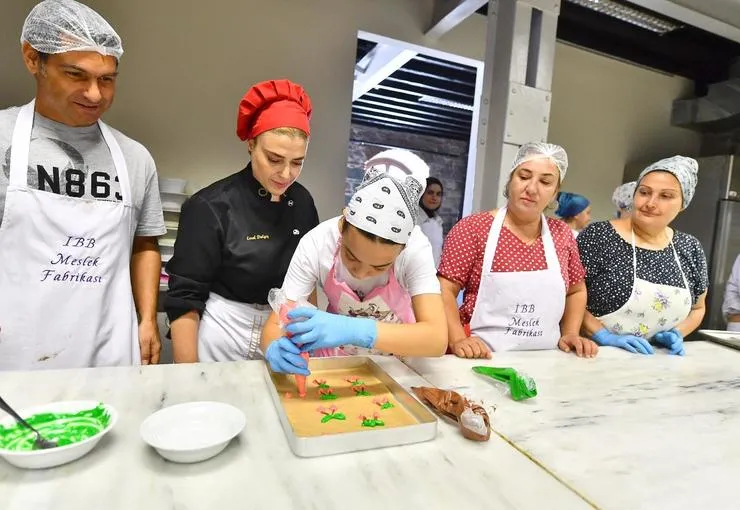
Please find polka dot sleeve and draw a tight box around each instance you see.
[576,222,607,280]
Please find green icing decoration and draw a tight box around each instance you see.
[380,402,394,410]
[319,393,338,401]
[361,418,385,428]
[320,413,346,423]
[354,390,371,397]
[0,404,110,451]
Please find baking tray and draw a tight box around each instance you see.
[698,329,740,351]
[264,356,438,457]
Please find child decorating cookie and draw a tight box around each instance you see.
[260,150,447,375]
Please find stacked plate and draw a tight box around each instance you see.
[159,178,189,212]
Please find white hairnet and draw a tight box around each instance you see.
[612,181,636,211]
[510,142,568,181]
[21,0,123,59]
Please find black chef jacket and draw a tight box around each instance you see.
[164,164,319,322]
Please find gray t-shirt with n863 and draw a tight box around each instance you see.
[0,107,166,238]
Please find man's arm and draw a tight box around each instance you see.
[131,235,162,364]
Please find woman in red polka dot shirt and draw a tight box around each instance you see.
[438,142,598,359]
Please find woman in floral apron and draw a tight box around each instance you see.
[260,150,447,374]
[578,156,709,356]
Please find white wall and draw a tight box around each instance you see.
[0,0,489,221]
[548,43,701,221]
[0,1,701,222]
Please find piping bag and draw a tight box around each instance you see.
[411,386,492,441]
[268,288,315,398]
[472,366,537,401]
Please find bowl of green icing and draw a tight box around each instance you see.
[0,400,117,469]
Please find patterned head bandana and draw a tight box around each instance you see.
[345,149,429,244]
[638,155,698,209]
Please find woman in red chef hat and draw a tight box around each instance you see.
[164,79,320,363]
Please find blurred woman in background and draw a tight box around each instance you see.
[612,181,637,219]
[555,191,591,237]
[419,176,445,266]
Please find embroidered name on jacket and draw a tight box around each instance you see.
[246,234,270,241]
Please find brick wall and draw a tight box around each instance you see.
[345,123,470,235]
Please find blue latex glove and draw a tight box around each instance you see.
[592,328,655,355]
[264,337,310,375]
[285,307,378,352]
[653,329,685,356]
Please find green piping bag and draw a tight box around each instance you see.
[472,366,537,401]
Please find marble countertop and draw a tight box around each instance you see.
[0,357,591,510]
[404,341,740,510]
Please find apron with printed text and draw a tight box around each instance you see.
[469,208,565,351]
[0,100,138,370]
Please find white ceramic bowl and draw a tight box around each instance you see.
[159,178,188,194]
[140,401,245,464]
[0,400,117,470]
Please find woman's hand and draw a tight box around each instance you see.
[450,336,492,359]
[592,328,654,355]
[558,334,598,358]
[653,329,685,356]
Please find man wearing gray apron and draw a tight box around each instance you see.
[0,1,166,370]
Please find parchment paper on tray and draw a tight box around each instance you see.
[411,387,491,441]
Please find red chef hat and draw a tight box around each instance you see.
[236,79,313,141]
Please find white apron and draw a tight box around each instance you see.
[728,322,740,332]
[469,208,565,351]
[598,230,692,339]
[197,292,270,361]
[0,101,138,370]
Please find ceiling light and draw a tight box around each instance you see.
[418,95,474,111]
[567,0,682,34]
